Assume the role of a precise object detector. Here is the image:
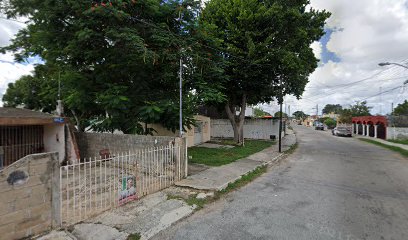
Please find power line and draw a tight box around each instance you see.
[359,85,404,102]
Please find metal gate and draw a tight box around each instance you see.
[59,143,186,226]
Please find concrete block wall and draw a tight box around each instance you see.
[211,119,280,140]
[0,152,58,240]
[387,127,408,140]
[75,132,177,159]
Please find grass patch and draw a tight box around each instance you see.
[217,165,267,195]
[359,139,408,158]
[284,142,298,154]
[168,165,268,211]
[388,139,408,145]
[127,233,141,240]
[189,140,275,166]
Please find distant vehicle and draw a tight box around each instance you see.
[332,127,352,137]
[314,122,324,130]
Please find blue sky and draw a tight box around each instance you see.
[320,28,341,64]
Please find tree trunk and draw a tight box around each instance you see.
[70,109,83,132]
[225,94,247,144]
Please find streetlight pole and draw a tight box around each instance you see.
[278,78,283,153]
[378,62,408,69]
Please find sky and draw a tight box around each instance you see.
[1,0,408,114]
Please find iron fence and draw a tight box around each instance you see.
[59,143,187,226]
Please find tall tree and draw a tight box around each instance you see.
[1,0,220,133]
[292,110,307,120]
[322,104,343,114]
[393,100,408,116]
[338,101,372,123]
[253,107,271,117]
[200,0,330,143]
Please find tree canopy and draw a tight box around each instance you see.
[253,107,271,118]
[393,100,408,116]
[322,104,343,114]
[200,0,330,143]
[1,0,225,133]
[338,101,372,123]
[292,110,307,120]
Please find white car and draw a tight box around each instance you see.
[332,127,352,137]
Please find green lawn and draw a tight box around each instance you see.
[388,139,408,145]
[188,140,275,166]
[359,139,408,158]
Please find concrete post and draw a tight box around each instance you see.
[51,153,61,228]
[352,124,355,135]
[374,125,378,138]
[362,124,366,136]
[366,125,370,137]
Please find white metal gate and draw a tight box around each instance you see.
[59,143,186,226]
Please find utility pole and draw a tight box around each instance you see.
[391,102,394,115]
[316,104,319,118]
[379,87,382,115]
[278,79,283,153]
[288,105,291,119]
[179,57,183,137]
[178,10,183,138]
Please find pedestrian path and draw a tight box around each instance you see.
[356,135,408,151]
[176,129,297,191]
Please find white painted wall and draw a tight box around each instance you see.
[211,119,281,140]
[386,127,408,140]
[43,124,66,163]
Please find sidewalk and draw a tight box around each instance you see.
[176,129,297,191]
[37,130,297,240]
[355,135,408,151]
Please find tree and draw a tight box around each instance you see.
[350,101,372,116]
[274,111,288,118]
[322,104,343,114]
[200,0,330,143]
[2,0,219,133]
[324,118,336,129]
[393,100,408,116]
[253,107,271,117]
[292,111,307,120]
[338,101,372,123]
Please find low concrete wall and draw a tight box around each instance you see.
[387,127,408,140]
[147,115,211,147]
[0,152,59,240]
[75,132,177,159]
[211,119,280,140]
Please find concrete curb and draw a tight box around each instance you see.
[355,135,408,151]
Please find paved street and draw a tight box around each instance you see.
[152,125,408,240]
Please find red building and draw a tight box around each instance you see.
[351,116,387,139]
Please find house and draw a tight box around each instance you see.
[0,107,79,168]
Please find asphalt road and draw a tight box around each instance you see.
[152,126,408,240]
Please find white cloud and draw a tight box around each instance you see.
[0,16,33,106]
[310,41,323,60]
[277,0,408,116]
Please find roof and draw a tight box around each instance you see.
[0,107,64,125]
[352,116,387,125]
[0,107,56,118]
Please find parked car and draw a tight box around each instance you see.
[314,122,324,130]
[332,127,352,137]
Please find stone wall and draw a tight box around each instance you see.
[211,119,281,140]
[75,132,177,159]
[386,127,408,140]
[0,152,59,240]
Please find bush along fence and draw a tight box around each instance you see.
[59,137,187,226]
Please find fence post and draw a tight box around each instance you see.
[184,137,188,178]
[51,153,62,228]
